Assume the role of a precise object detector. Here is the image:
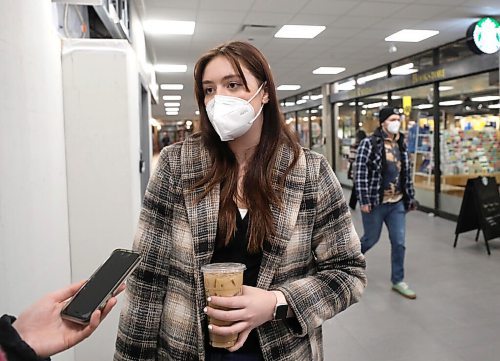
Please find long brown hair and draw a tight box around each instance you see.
[193,41,300,253]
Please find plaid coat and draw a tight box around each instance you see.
[114,134,366,361]
[354,128,415,209]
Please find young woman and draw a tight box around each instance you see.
[114,41,366,361]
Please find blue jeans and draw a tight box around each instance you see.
[360,201,406,284]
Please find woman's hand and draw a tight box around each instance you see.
[205,285,277,352]
[13,280,125,358]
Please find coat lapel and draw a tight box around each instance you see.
[257,145,306,290]
[180,136,219,267]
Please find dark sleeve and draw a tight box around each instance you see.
[0,315,50,361]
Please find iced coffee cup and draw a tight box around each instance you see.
[201,263,246,348]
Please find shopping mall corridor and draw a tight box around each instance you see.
[322,190,500,361]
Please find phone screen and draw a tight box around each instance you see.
[62,250,140,322]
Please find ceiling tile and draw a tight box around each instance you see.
[347,2,409,17]
[251,0,310,14]
[301,0,360,15]
[243,11,294,25]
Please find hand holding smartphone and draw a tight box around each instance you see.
[61,249,141,324]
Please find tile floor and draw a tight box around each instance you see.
[323,191,500,361]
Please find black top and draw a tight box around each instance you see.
[208,210,263,356]
[0,314,50,361]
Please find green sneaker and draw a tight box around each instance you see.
[392,282,416,299]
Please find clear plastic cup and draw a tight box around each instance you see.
[201,263,246,348]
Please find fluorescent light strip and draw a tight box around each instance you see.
[312,67,346,75]
[154,64,187,73]
[385,29,439,42]
[164,102,181,107]
[415,104,433,109]
[439,100,463,106]
[277,85,301,91]
[357,71,387,84]
[337,80,355,91]
[471,95,500,102]
[275,25,326,39]
[390,63,418,75]
[143,20,195,35]
[165,107,180,111]
[160,84,184,90]
[488,104,500,109]
[296,99,307,105]
[163,95,182,101]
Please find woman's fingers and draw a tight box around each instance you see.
[208,321,248,336]
[205,306,245,322]
[226,329,251,352]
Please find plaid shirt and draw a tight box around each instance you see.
[354,127,415,208]
[114,134,366,361]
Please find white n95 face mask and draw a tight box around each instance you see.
[387,120,401,135]
[206,82,265,141]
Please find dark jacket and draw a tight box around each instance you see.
[0,315,50,361]
[354,127,415,209]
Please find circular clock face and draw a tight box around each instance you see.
[472,17,500,54]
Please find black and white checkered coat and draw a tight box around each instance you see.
[114,134,366,361]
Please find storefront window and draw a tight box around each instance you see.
[357,66,388,86]
[284,112,297,134]
[336,101,356,183]
[439,38,475,65]
[282,96,297,108]
[392,85,436,210]
[358,94,388,135]
[297,109,310,148]
[310,106,323,153]
[390,50,434,79]
[332,77,356,94]
[438,72,500,215]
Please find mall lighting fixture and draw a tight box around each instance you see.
[357,71,388,84]
[439,86,453,91]
[390,63,418,75]
[166,112,178,116]
[439,100,463,106]
[310,94,323,100]
[471,95,500,102]
[337,80,355,91]
[164,102,181,107]
[363,102,388,109]
[349,101,364,106]
[165,107,180,111]
[296,99,307,105]
[161,83,184,90]
[385,29,439,42]
[284,101,296,106]
[488,104,500,109]
[154,64,187,73]
[163,95,181,100]
[277,85,301,91]
[195,110,200,115]
[415,104,433,109]
[274,25,326,39]
[143,20,195,35]
[312,67,346,75]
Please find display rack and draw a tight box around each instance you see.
[412,122,434,185]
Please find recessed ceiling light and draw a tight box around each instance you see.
[165,107,180,112]
[277,85,301,91]
[471,95,500,102]
[166,112,179,116]
[312,67,346,75]
[274,25,326,39]
[488,104,500,109]
[164,102,181,107]
[385,29,439,42]
[154,64,187,73]
[284,101,296,107]
[195,110,200,115]
[296,99,307,105]
[163,95,182,100]
[143,20,196,35]
[160,84,184,90]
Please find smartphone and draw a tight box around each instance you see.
[61,248,141,325]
